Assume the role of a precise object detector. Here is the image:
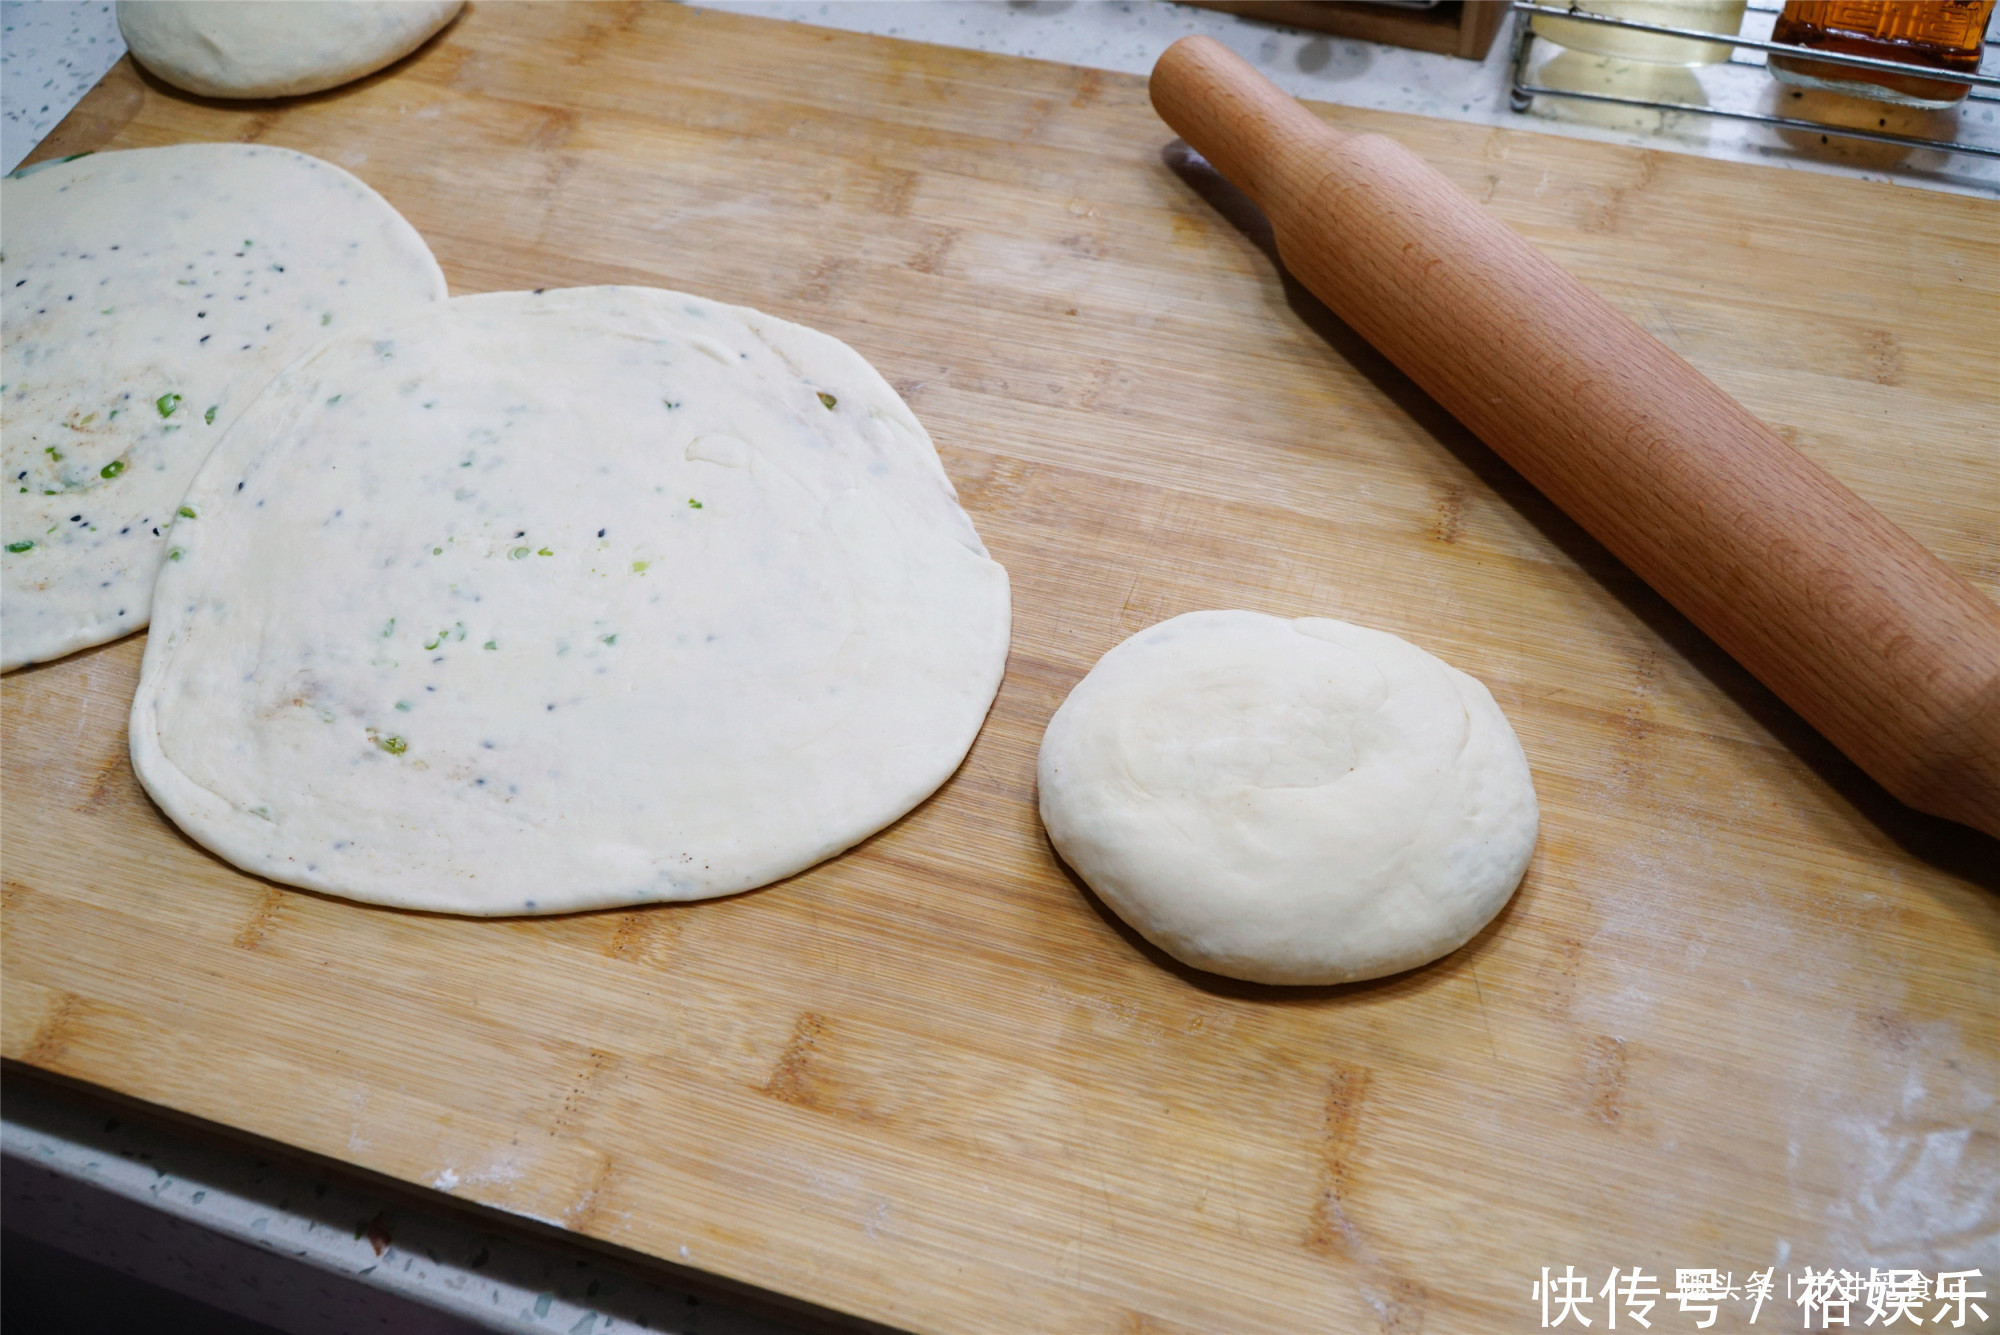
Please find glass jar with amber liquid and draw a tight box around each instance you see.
[1769,1,1997,107]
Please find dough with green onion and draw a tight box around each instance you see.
[131,287,1012,914]
[1038,610,1537,984]
[118,1,463,100]
[1,143,446,671]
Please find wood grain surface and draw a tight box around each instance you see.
[4,6,1996,1333]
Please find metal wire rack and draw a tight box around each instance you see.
[1508,1,2000,160]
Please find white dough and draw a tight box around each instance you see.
[131,287,1012,915]
[1038,611,1538,984]
[118,1,463,100]
[1,144,447,671]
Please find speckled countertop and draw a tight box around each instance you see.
[2,2,1994,1331]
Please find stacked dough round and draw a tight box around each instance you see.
[8,142,1012,917]
[1,144,447,671]
[130,288,1012,914]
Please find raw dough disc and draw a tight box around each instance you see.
[131,287,1012,915]
[1038,610,1538,984]
[1,143,447,671]
[118,1,463,100]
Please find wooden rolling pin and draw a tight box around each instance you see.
[1151,36,2000,840]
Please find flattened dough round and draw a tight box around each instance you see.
[131,287,1012,915]
[1038,610,1537,984]
[118,1,463,99]
[1,143,446,671]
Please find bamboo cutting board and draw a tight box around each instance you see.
[4,5,1996,1332]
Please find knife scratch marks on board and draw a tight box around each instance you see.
[1070,67,1105,110]
[551,1048,621,1138]
[235,110,280,146]
[561,1151,620,1233]
[1058,232,1108,262]
[906,226,961,276]
[603,910,680,967]
[75,744,137,815]
[1615,647,1661,784]
[528,106,578,153]
[873,168,919,218]
[1432,484,1466,544]
[1306,1062,1371,1258]
[1306,1063,1429,1332]
[233,888,287,951]
[1864,330,1903,386]
[761,1010,829,1108]
[1583,1034,1629,1126]
[949,455,1035,520]
[792,257,850,306]
[756,1012,888,1124]
[22,991,85,1067]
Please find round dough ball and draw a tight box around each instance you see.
[1038,610,1537,984]
[118,1,462,100]
[1,143,447,672]
[131,287,1011,916]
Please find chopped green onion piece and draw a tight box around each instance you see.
[157,393,182,418]
[817,391,837,410]
[100,459,125,479]
[5,541,33,553]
